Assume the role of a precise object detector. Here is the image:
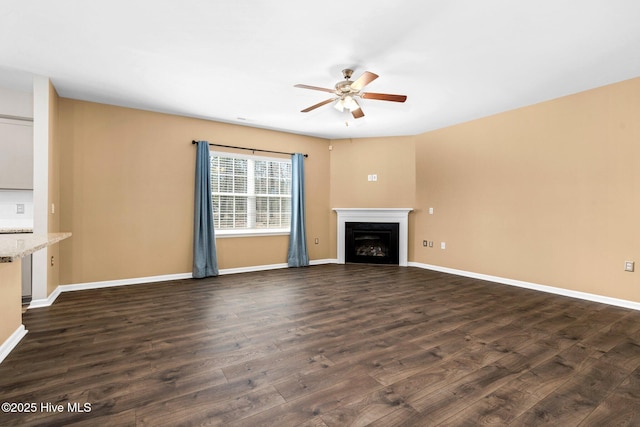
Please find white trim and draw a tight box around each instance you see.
[32,76,50,301]
[216,229,290,238]
[210,149,288,164]
[310,258,337,265]
[60,273,193,293]
[28,286,61,308]
[32,260,640,313]
[0,325,27,364]
[28,273,193,308]
[409,261,640,311]
[26,260,339,308]
[333,208,413,266]
[210,151,292,234]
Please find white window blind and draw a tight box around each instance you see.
[210,152,291,233]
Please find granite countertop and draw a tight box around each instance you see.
[0,227,34,234]
[0,232,72,262]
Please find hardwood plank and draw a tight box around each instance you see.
[1,264,640,426]
[222,349,335,387]
[228,375,383,426]
[136,385,286,426]
[510,358,629,425]
[436,343,600,425]
[320,387,413,426]
[579,366,640,426]
[408,341,558,423]
[599,338,640,371]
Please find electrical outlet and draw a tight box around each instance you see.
[16,204,24,214]
[429,207,434,215]
[423,240,428,247]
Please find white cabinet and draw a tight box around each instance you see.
[0,119,33,190]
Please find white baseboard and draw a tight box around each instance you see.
[28,259,339,308]
[310,258,338,266]
[29,273,193,308]
[41,257,635,311]
[30,260,640,312]
[60,273,194,293]
[29,287,61,309]
[408,261,640,311]
[0,325,27,364]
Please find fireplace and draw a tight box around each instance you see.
[346,222,399,264]
[333,208,413,266]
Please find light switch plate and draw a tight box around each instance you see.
[625,261,635,272]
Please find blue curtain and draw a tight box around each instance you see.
[193,141,219,278]
[287,153,309,267]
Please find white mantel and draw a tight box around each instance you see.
[333,208,413,266]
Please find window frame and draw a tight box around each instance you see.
[210,150,292,238]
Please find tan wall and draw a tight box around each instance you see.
[328,136,416,259]
[55,77,640,304]
[0,260,21,346]
[412,77,640,301]
[58,100,330,285]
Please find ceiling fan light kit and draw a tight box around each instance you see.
[295,69,407,119]
[333,95,359,112]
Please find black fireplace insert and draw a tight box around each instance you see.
[345,222,400,265]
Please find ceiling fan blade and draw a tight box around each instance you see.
[301,98,336,112]
[294,84,335,93]
[350,71,379,91]
[351,99,364,119]
[361,92,407,103]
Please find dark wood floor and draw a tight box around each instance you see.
[2,264,640,426]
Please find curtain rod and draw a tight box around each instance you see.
[192,140,308,158]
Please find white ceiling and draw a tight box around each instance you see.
[1,1,639,139]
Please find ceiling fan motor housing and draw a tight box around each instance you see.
[336,69,356,94]
[335,81,354,94]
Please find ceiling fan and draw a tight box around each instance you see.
[294,69,407,119]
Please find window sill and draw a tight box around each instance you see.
[215,229,290,238]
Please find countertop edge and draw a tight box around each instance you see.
[0,232,72,263]
[0,228,34,234]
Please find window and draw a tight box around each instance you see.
[210,152,292,236]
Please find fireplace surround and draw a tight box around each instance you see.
[346,222,400,264]
[333,208,413,266]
